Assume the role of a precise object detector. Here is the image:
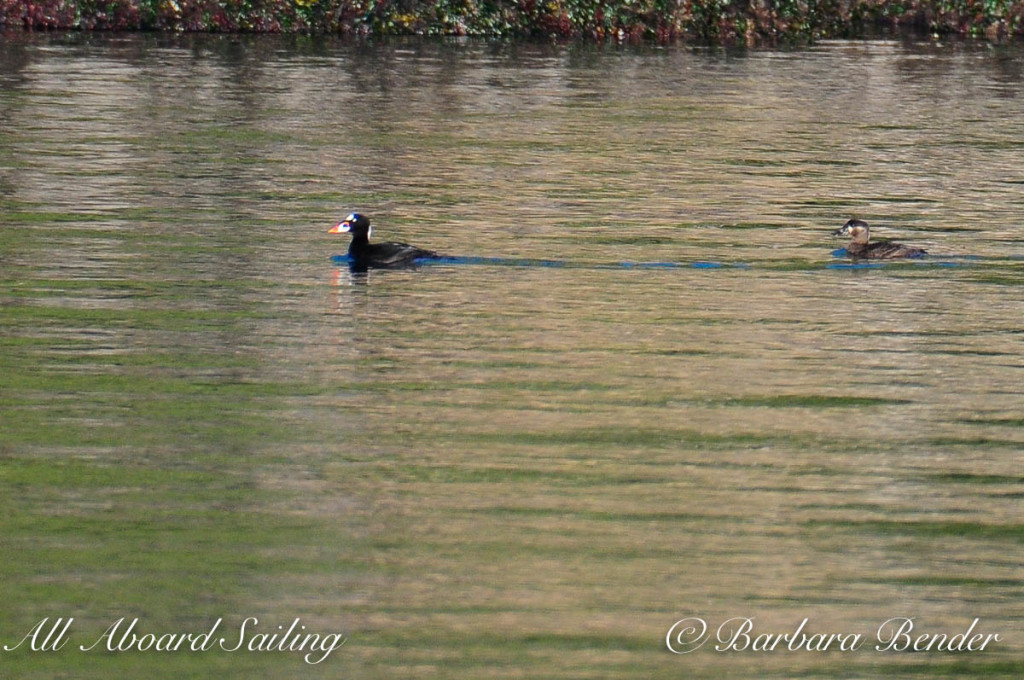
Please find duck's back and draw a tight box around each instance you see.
[352,240,438,267]
[849,241,926,260]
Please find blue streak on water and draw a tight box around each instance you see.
[429,256,567,268]
[828,248,975,269]
[332,254,977,270]
[426,257,742,269]
[826,262,887,269]
[826,259,971,269]
[620,261,679,268]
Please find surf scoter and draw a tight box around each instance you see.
[329,213,439,268]
[832,219,926,259]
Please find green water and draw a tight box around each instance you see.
[1,32,1023,678]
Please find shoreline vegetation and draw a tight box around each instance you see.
[1,0,1022,44]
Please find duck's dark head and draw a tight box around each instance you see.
[329,213,372,239]
[833,218,870,244]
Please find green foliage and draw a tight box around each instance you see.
[2,0,1023,40]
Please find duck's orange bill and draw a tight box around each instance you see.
[328,221,348,234]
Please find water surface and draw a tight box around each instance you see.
[2,32,1023,678]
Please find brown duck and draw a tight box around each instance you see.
[833,219,926,259]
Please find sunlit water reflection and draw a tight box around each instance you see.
[2,32,1022,678]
